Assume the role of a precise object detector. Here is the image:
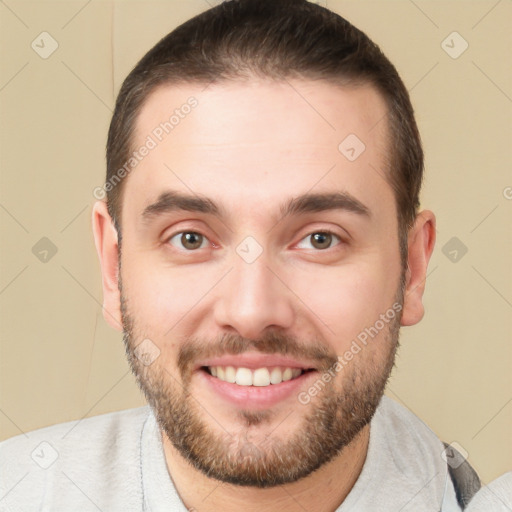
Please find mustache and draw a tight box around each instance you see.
[177,330,339,377]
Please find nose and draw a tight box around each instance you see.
[212,249,295,341]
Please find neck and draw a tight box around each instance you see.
[161,425,369,512]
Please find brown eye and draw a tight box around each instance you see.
[296,231,341,251]
[311,232,333,250]
[168,231,208,251]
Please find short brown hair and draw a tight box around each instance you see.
[106,0,423,263]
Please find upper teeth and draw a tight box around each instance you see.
[208,366,303,386]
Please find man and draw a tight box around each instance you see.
[0,0,487,510]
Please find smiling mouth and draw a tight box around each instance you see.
[202,366,315,387]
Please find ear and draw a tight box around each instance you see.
[92,200,123,332]
[401,210,436,326]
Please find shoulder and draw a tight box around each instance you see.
[374,396,481,510]
[465,471,512,511]
[0,406,151,511]
[370,396,460,509]
[0,405,150,459]
[376,395,445,457]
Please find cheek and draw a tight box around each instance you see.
[121,269,184,369]
[121,251,223,340]
[292,259,400,348]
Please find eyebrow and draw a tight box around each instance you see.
[141,189,370,225]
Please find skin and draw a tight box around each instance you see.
[92,79,435,511]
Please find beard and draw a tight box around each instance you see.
[119,278,403,488]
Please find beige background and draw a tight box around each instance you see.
[1,0,510,486]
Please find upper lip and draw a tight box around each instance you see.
[195,352,318,371]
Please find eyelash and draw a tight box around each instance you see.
[165,229,344,252]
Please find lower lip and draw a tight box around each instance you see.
[197,369,318,410]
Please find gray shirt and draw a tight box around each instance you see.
[465,471,512,511]
[0,396,462,511]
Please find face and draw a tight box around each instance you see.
[115,79,406,487]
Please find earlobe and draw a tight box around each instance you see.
[400,210,436,327]
[92,201,124,332]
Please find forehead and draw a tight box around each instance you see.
[122,78,393,229]
[134,78,389,153]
